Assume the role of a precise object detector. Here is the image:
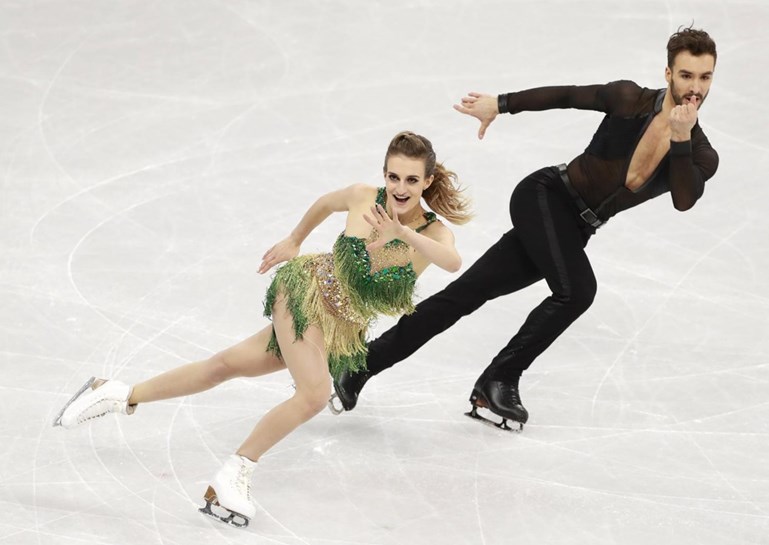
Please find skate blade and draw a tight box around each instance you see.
[465,406,523,433]
[199,491,249,529]
[327,393,345,416]
[52,376,96,427]
[199,502,249,528]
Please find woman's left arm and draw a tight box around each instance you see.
[401,223,462,273]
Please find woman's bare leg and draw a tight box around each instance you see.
[128,325,285,404]
[235,295,330,461]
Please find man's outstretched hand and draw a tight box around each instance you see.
[453,92,499,140]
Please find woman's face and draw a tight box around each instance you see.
[383,154,433,217]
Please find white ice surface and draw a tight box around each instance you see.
[1,1,768,544]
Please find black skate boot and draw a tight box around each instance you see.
[465,376,528,432]
[328,368,371,415]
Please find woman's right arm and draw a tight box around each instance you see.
[258,183,368,274]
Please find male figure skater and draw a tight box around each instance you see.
[331,26,719,431]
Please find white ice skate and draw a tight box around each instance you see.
[52,377,136,428]
[199,454,257,528]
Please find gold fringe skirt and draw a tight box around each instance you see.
[263,254,370,378]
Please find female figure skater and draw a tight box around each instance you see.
[53,131,471,528]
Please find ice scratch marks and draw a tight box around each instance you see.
[590,220,749,415]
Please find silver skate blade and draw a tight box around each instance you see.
[52,376,96,427]
[327,393,345,416]
[199,501,249,529]
[465,406,523,433]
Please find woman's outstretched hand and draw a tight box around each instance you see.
[258,236,300,274]
[365,204,406,252]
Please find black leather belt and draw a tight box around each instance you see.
[557,164,605,229]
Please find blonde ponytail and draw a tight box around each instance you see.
[423,163,472,225]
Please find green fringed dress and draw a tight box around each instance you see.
[263,187,437,378]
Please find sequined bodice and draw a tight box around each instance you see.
[337,234,415,284]
[310,187,436,323]
[263,187,438,377]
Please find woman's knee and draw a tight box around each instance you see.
[205,352,240,384]
[294,381,332,417]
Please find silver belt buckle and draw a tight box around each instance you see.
[580,209,603,228]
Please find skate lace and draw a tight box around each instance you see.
[77,398,124,424]
[500,382,522,405]
[234,463,255,501]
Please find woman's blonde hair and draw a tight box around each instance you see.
[383,131,472,225]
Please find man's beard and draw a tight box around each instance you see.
[670,80,706,108]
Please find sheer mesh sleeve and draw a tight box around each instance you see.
[496,79,719,217]
[499,80,641,116]
[668,125,719,211]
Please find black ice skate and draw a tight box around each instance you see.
[327,368,371,415]
[465,378,528,432]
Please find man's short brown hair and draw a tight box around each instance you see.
[667,26,717,68]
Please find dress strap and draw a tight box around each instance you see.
[416,212,437,233]
[376,187,387,207]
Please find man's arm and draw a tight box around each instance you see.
[454,81,634,139]
[667,102,719,211]
[668,127,719,211]
[498,84,615,115]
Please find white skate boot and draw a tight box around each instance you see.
[53,377,136,428]
[199,454,257,528]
